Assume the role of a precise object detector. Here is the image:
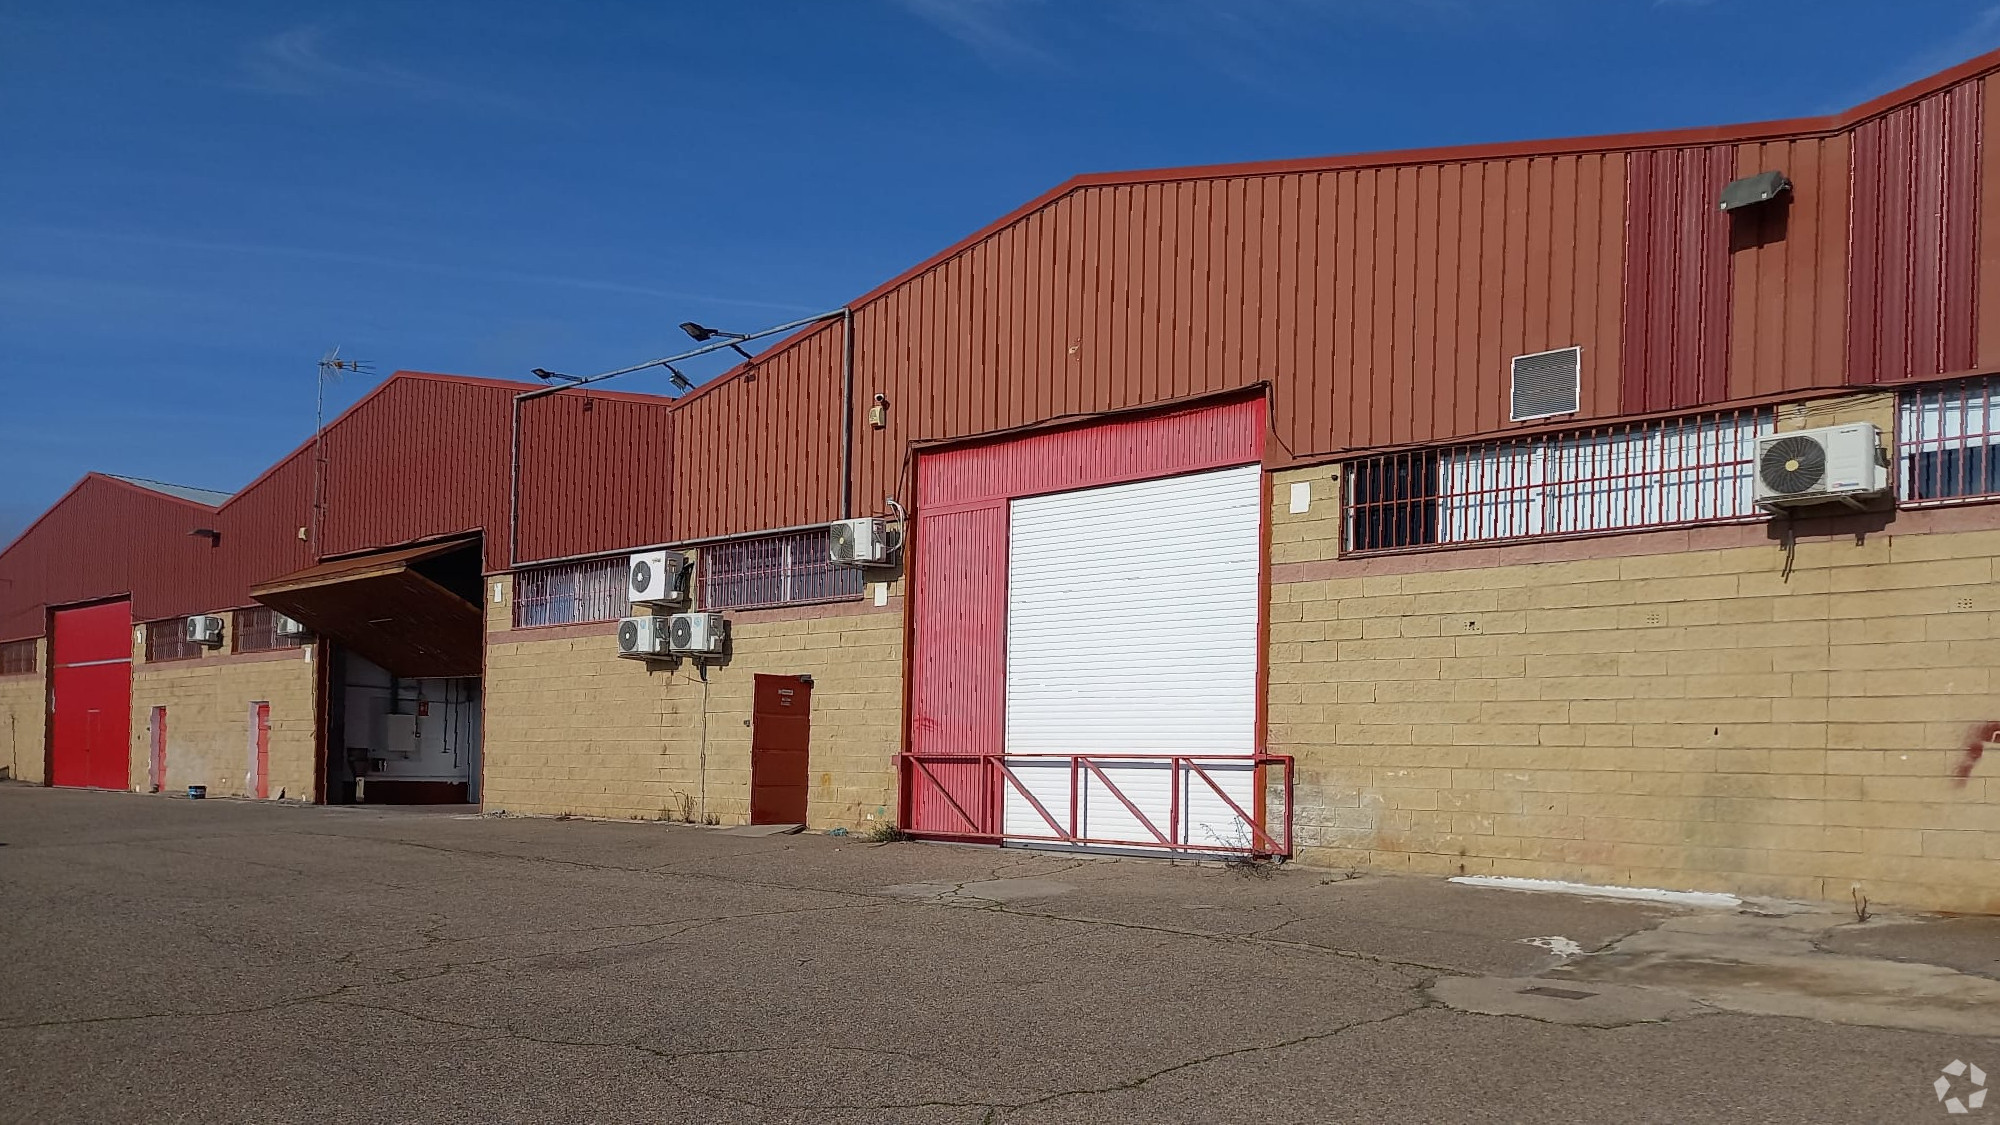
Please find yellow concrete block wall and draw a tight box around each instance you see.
[129,620,317,799]
[1266,460,2000,914]
[0,638,47,783]
[482,570,905,829]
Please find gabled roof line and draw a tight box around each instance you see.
[670,45,2000,411]
[106,475,233,507]
[0,472,215,565]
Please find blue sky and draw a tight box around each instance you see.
[2,0,1996,542]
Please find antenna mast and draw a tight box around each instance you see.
[313,349,373,551]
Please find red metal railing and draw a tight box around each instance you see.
[1900,377,2000,506]
[1345,407,1773,555]
[899,752,1293,857]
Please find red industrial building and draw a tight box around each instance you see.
[3,51,1999,911]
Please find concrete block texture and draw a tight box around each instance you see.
[130,646,317,800]
[1267,471,2000,914]
[483,603,903,830]
[0,638,47,783]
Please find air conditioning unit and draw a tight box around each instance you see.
[668,612,726,656]
[829,518,895,566]
[1753,423,1888,508]
[616,616,671,660]
[273,614,308,639]
[628,550,689,606]
[185,615,223,647]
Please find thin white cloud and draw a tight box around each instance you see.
[238,23,530,114]
[891,0,1059,67]
[11,224,821,314]
[890,0,1469,81]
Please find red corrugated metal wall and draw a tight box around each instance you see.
[669,326,844,541]
[517,390,676,562]
[198,449,313,618]
[914,396,1266,507]
[1727,134,1851,400]
[318,376,515,571]
[826,152,1630,539]
[0,477,216,641]
[0,372,684,638]
[1848,80,1983,384]
[1620,146,1736,413]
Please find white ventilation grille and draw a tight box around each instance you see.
[1510,346,1582,421]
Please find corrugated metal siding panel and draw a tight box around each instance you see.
[1620,146,1736,413]
[0,477,216,640]
[1726,135,1852,400]
[319,378,516,571]
[517,392,675,562]
[1,372,665,640]
[1848,79,1982,383]
[916,397,1265,509]
[907,502,1006,759]
[201,449,313,613]
[670,327,842,541]
[838,156,1627,529]
[1978,77,2000,367]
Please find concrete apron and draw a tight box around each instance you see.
[1430,898,2000,1038]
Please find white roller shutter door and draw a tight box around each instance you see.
[1003,465,1263,851]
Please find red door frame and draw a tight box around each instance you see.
[148,706,167,793]
[48,599,134,791]
[251,702,271,799]
[898,394,1270,840]
[749,675,812,824]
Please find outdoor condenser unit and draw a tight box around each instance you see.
[1753,423,1888,509]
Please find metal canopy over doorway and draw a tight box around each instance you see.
[253,537,485,807]
[250,539,482,679]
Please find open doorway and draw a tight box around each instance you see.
[254,536,486,808]
[324,646,479,804]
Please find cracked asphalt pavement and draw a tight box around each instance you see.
[1,786,1993,1123]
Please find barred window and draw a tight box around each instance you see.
[702,529,863,611]
[514,556,630,628]
[1901,377,2000,505]
[146,620,201,663]
[1346,409,1774,554]
[232,607,303,654]
[0,639,35,676]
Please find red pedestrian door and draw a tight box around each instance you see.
[749,675,812,825]
[50,601,133,790]
[249,702,271,799]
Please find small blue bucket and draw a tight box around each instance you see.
[187,785,207,799]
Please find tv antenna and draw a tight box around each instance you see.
[313,348,374,549]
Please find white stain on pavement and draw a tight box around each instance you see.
[1519,935,1584,957]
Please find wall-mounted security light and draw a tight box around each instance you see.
[1719,170,1792,212]
[190,528,220,543]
